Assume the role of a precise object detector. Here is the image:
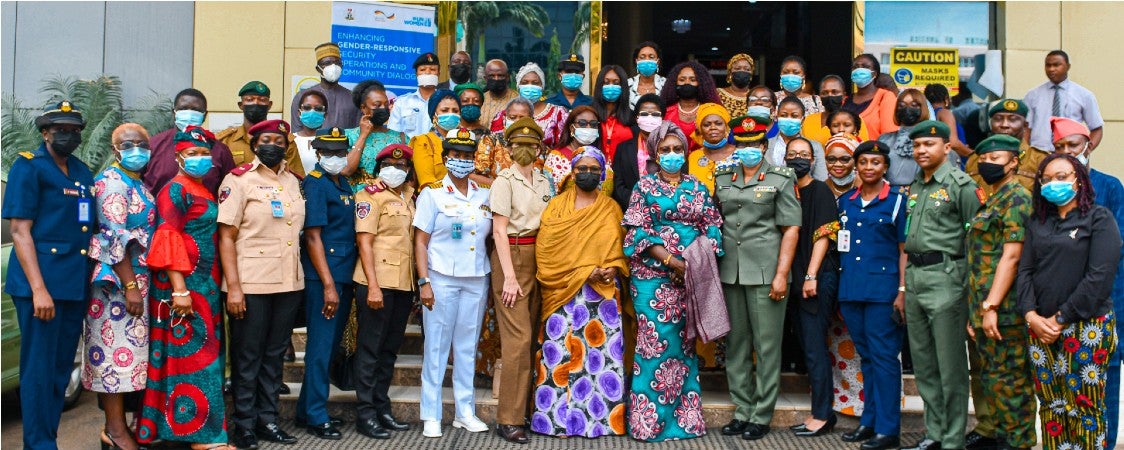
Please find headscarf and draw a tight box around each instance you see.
[646,121,689,153]
[174,125,214,152]
[825,134,860,155]
[515,62,545,86]
[725,53,755,83]
[693,102,731,144]
[571,145,608,182]
[427,89,458,118]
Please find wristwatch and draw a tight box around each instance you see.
[804,274,817,281]
[417,277,430,287]
[981,302,999,313]
[898,285,906,293]
[1055,313,1067,325]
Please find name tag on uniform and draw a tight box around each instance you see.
[271,200,284,218]
[753,186,777,193]
[837,229,851,252]
[451,218,463,240]
[78,198,92,223]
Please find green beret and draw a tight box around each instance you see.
[974,134,1022,156]
[239,81,270,97]
[453,83,482,98]
[987,99,1028,118]
[504,117,544,145]
[909,120,950,140]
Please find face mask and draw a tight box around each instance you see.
[676,84,698,100]
[321,64,343,83]
[658,152,686,173]
[181,155,213,178]
[243,104,269,123]
[747,105,772,119]
[174,109,205,131]
[318,155,347,175]
[731,71,752,89]
[822,95,844,113]
[450,64,472,83]
[573,127,599,145]
[504,117,517,130]
[574,172,600,192]
[561,73,583,90]
[118,147,151,171]
[379,166,408,188]
[300,110,325,129]
[1041,180,1078,206]
[369,108,390,127]
[49,130,82,157]
[777,117,802,137]
[637,116,662,133]
[486,78,508,94]
[735,147,763,167]
[787,157,812,178]
[703,135,728,149]
[1077,152,1089,167]
[637,60,658,77]
[512,145,538,166]
[460,105,482,122]
[851,68,875,88]
[601,84,622,102]
[436,113,461,131]
[445,157,475,179]
[780,74,804,93]
[830,172,856,185]
[518,85,543,101]
[417,74,439,88]
[256,144,286,167]
[896,107,922,126]
[977,161,1009,185]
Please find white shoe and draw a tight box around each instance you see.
[452,416,489,433]
[422,420,442,438]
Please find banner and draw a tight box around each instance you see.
[331,1,436,96]
[890,47,959,95]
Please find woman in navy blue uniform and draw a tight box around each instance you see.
[2,101,96,450]
[835,141,907,450]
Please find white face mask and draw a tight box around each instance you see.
[321,64,342,83]
[379,166,408,188]
[319,155,347,175]
[573,127,599,145]
[417,74,439,87]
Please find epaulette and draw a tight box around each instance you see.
[949,170,974,186]
[715,165,735,176]
[288,169,304,180]
[308,170,322,178]
[476,182,491,189]
[364,184,384,194]
[425,180,443,190]
[215,126,237,140]
[229,163,253,176]
[769,165,796,178]
[18,151,34,159]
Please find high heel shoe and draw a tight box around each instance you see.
[794,415,836,437]
[100,430,122,450]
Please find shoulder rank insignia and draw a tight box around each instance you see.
[424,180,443,191]
[364,184,384,194]
[19,151,34,159]
[308,170,322,178]
[975,187,988,205]
[230,163,254,176]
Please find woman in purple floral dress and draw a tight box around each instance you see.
[621,122,723,442]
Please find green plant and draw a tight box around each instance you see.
[1,94,40,181]
[130,90,174,138]
[571,1,591,54]
[546,29,562,96]
[461,2,549,63]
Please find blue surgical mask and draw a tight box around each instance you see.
[601,84,622,102]
[118,147,151,171]
[460,105,482,123]
[561,73,584,90]
[637,60,658,77]
[436,113,461,131]
[780,74,804,93]
[777,117,802,137]
[851,68,875,88]
[445,157,475,179]
[300,110,325,129]
[702,135,728,150]
[181,155,213,178]
[1041,180,1078,206]
[659,152,685,173]
[747,105,772,118]
[735,147,763,167]
[174,110,205,131]
[518,85,543,101]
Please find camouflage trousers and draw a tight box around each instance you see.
[972,324,1037,448]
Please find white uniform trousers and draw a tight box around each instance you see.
[419,271,488,421]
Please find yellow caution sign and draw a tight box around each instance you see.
[890,47,959,95]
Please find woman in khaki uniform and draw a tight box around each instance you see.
[217,119,307,448]
[352,143,417,439]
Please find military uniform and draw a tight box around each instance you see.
[218,81,306,176]
[217,119,307,435]
[963,99,1047,196]
[2,101,95,449]
[715,160,802,426]
[902,121,982,450]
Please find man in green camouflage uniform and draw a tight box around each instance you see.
[965,134,1037,450]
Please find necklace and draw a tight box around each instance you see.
[678,102,700,115]
[827,180,850,197]
[660,172,681,187]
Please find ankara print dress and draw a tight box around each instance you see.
[137,175,227,444]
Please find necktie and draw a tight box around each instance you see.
[1052,84,1061,116]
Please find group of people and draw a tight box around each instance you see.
[5,40,1122,450]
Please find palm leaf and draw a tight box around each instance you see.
[499,2,548,38]
[571,2,591,54]
[1,94,42,181]
[129,90,175,137]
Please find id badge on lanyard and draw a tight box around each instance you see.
[271,199,285,218]
[837,215,850,252]
[77,184,92,223]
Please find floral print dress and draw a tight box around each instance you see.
[621,174,723,442]
[82,164,157,393]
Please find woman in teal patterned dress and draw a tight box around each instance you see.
[137,127,230,449]
[343,80,408,192]
[621,122,723,442]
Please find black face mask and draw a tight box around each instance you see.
[243,104,269,123]
[896,107,922,126]
[369,108,390,127]
[821,95,845,113]
[256,144,286,168]
[574,172,600,192]
[676,84,698,100]
[730,71,752,89]
[486,78,509,94]
[49,130,82,157]
[977,161,1009,185]
[787,157,812,178]
[450,64,472,83]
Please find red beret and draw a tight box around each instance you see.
[248,119,290,139]
[377,143,413,161]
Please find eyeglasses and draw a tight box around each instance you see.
[115,141,149,150]
[825,156,853,165]
[785,152,813,159]
[572,165,601,174]
[300,104,327,112]
[1039,171,1076,185]
[747,96,771,103]
[637,111,663,117]
[574,119,601,128]
[657,145,684,154]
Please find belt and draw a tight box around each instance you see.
[508,235,536,245]
[907,252,963,267]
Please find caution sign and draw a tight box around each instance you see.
[890,47,959,95]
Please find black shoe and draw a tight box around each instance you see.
[790,423,809,432]
[306,423,342,440]
[721,419,751,435]
[356,418,391,440]
[903,438,941,450]
[965,431,999,450]
[862,434,901,450]
[496,424,529,444]
[742,423,770,440]
[794,415,836,437]
[842,425,876,443]
[284,343,296,362]
[378,413,410,431]
[231,427,258,449]
[278,383,291,395]
[254,422,297,445]
[295,416,344,428]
